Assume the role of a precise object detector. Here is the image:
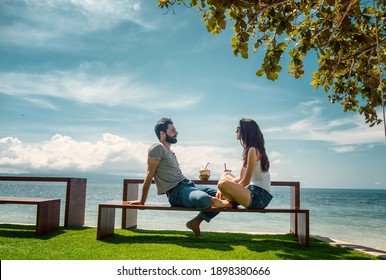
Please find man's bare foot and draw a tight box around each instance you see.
[186,216,202,237]
[211,197,233,208]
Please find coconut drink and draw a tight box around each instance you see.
[198,163,210,181]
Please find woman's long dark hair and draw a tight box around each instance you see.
[239,118,270,172]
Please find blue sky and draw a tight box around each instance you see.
[0,0,385,189]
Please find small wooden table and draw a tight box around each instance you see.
[0,197,60,236]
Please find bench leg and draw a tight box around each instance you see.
[289,184,300,236]
[290,213,297,235]
[36,200,60,236]
[65,178,87,227]
[97,206,116,240]
[297,211,310,247]
[122,182,138,229]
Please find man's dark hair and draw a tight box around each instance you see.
[154,117,173,140]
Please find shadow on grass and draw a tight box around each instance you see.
[0,223,77,240]
[100,229,375,260]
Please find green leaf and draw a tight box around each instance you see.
[218,18,226,29]
[273,65,282,72]
[267,71,279,81]
[277,42,288,51]
[256,70,265,77]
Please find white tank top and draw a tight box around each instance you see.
[250,160,271,192]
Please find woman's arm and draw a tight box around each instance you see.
[238,147,259,187]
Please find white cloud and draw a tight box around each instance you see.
[269,151,284,165]
[0,134,241,179]
[0,134,147,174]
[23,97,57,110]
[0,66,202,110]
[270,151,282,159]
[331,145,357,153]
[0,0,154,48]
[267,99,385,150]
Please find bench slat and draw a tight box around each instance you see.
[0,176,77,182]
[99,200,308,213]
[0,197,60,204]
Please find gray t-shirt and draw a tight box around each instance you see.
[148,143,186,195]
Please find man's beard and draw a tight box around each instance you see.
[165,134,177,144]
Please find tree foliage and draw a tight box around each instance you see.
[158,0,386,127]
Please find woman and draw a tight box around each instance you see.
[216,118,273,209]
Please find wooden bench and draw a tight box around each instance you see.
[97,179,310,246]
[0,197,60,236]
[0,176,87,226]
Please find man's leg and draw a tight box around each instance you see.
[168,182,221,236]
[185,185,221,237]
[186,215,204,237]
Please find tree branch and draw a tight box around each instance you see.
[329,51,342,80]
[327,38,386,63]
[311,2,354,45]
[327,1,354,44]
[348,58,355,80]
[356,38,386,58]
[246,0,289,25]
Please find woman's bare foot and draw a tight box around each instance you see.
[211,197,233,208]
[186,216,202,237]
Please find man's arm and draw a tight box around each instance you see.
[127,157,160,205]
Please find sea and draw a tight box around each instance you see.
[1,181,386,252]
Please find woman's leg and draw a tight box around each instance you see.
[217,180,251,208]
[194,184,232,208]
[211,197,232,208]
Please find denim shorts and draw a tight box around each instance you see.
[246,185,273,209]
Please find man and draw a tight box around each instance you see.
[127,117,219,236]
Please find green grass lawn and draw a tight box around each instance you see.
[0,224,379,260]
